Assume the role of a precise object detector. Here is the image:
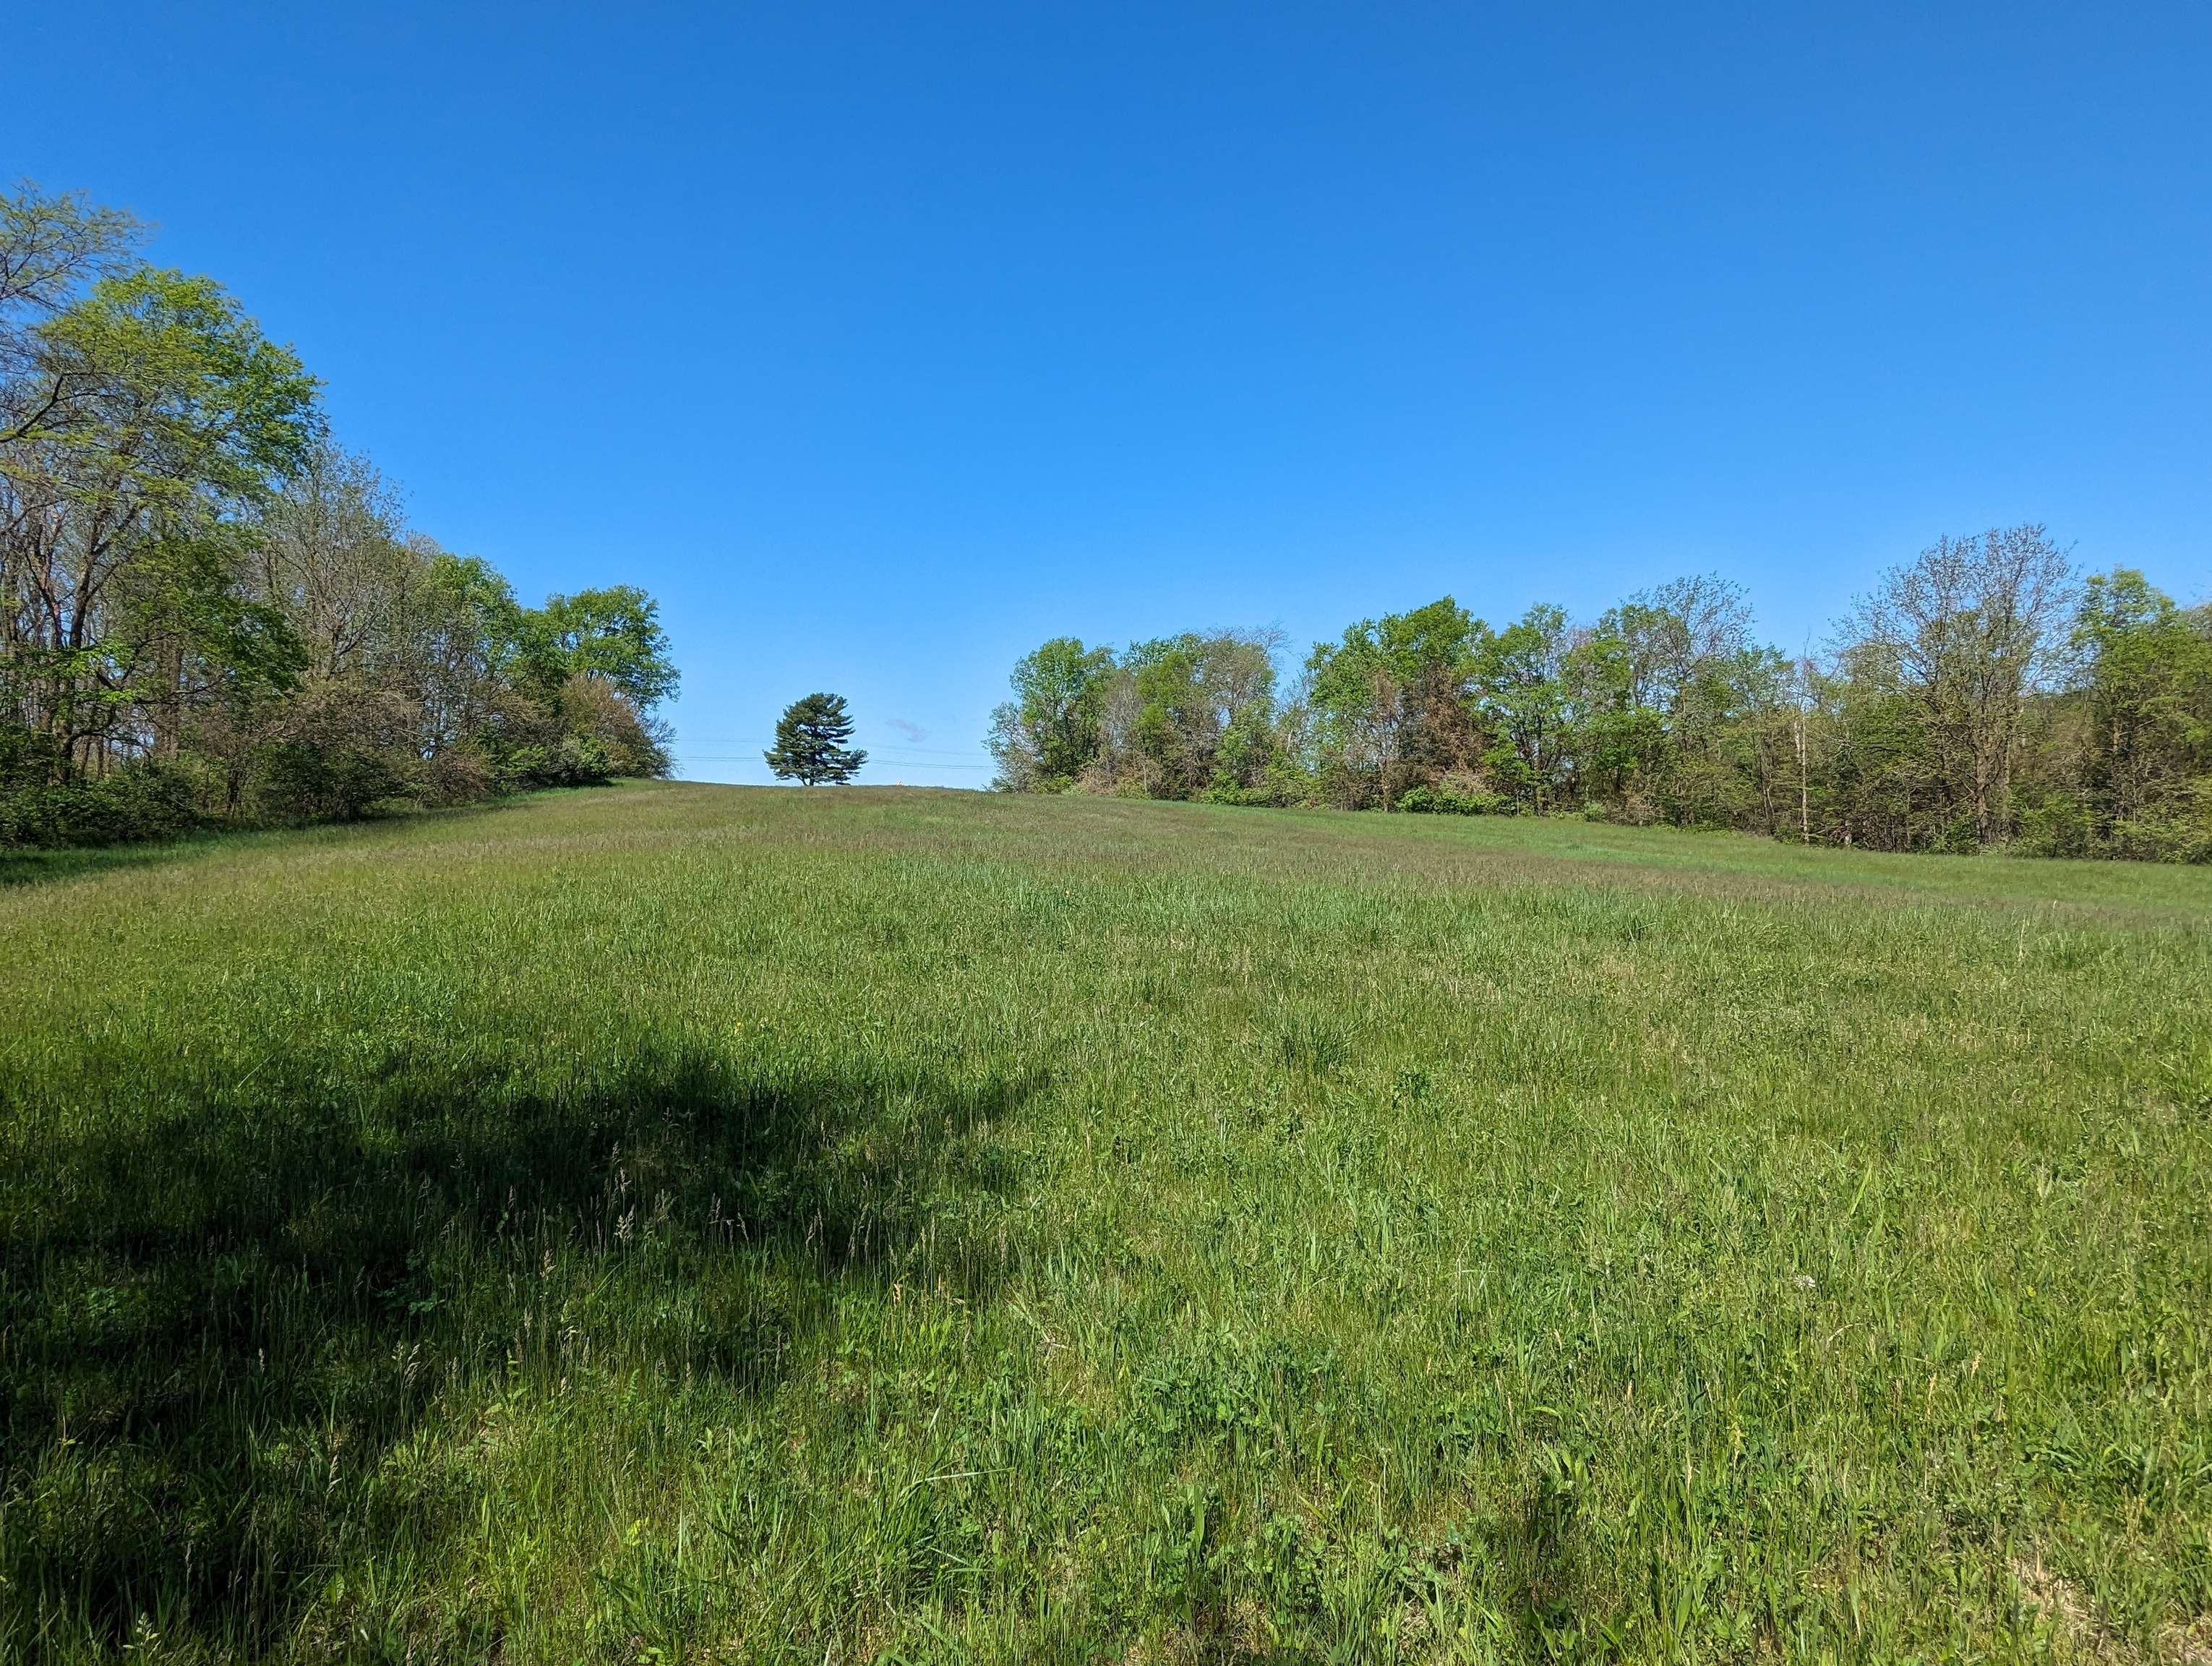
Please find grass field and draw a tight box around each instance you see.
[3,784,2209,1663]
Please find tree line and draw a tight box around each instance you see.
[989,527,2212,860]
[1,185,675,847]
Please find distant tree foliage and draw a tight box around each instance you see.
[1,185,677,846]
[991,529,2212,862]
[987,629,1282,800]
[766,693,866,785]
[986,637,1115,792]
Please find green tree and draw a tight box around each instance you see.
[1838,526,2076,848]
[1300,597,1486,808]
[2015,569,2212,860]
[1569,576,1793,828]
[1110,631,1280,800]
[515,586,678,711]
[1472,605,1572,812]
[767,692,866,785]
[987,637,1115,790]
[4,185,679,845]
[3,248,322,778]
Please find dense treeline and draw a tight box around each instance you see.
[1,186,674,847]
[990,527,2212,860]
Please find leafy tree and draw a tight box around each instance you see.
[515,586,678,711]
[766,693,866,785]
[987,637,1115,790]
[1839,526,2077,848]
[4,185,678,845]
[3,242,322,778]
[1604,576,1754,712]
[1472,605,1573,812]
[1564,576,1796,829]
[1302,597,1486,808]
[1106,631,1280,800]
[2070,571,2212,844]
[2012,570,2212,859]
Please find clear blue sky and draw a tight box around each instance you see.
[13,3,2210,785]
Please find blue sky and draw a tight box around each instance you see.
[12,2,2210,785]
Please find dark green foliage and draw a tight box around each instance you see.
[253,738,409,821]
[0,755,200,847]
[766,691,867,785]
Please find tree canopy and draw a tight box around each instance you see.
[1,184,676,846]
[989,529,2212,863]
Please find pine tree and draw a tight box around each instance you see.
[765,693,867,785]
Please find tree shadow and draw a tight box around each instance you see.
[0,790,561,889]
[0,1038,1040,1654]
[0,839,213,889]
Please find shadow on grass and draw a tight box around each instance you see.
[0,839,216,889]
[0,787,599,890]
[0,1039,1038,1654]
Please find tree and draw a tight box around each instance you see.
[1301,597,1486,808]
[1098,630,1282,800]
[3,184,678,846]
[3,256,322,779]
[1602,575,1754,714]
[1472,605,1573,812]
[1840,526,2077,848]
[515,586,678,712]
[766,692,865,785]
[1568,576,1791,829]
[987,637,1115,790]
[2012,570,2212,859]
[246,441,413,681]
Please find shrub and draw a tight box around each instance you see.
[254,743,411,823]
[557,673,672,779]
[0,764,201,847]
[504,734,618,790]
[1397,783,1510,816]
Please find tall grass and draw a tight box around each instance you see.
[2,783,2208,1662]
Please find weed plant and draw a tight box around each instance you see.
[1,784,2208,1662]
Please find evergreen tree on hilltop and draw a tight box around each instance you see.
[766,693,867,785]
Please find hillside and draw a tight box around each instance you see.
[4,784,2208,1662]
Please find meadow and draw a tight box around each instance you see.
[1,783,2208,1663]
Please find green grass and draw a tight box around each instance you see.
[3,783,2209,1663]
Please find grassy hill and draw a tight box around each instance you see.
[3,783,2208,1662]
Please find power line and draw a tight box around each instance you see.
[681,757,990,769]
[677,737,985,758]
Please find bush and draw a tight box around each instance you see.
[2104,809,2212,864]
[1397,783,1510,816]
[555,673,672,778]
[2012,794,2095,860]
[254,743,410,824]
[0,764,201,848]
[504,734,618,789]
